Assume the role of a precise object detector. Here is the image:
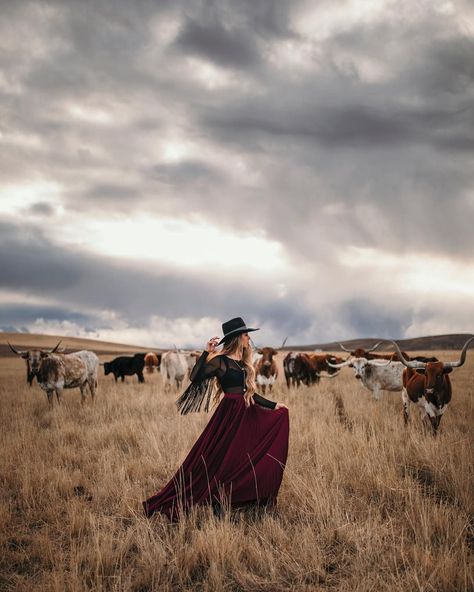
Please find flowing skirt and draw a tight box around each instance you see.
[143,393,289,520]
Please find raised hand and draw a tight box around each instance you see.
[206,336,220,353]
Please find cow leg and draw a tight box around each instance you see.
[46,390,54,406]
[55,389,62,404]
[261,384,266,395]
[402,388,410,424]
[121,375,125,382]
[137,371,145,383]
[89,379,97,402]
[373,387,381,401]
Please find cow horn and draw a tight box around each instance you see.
[328,358,352,368]
[443,336,474,368]
[339,343,351,352]
[366,341,382,353]
[280,336,288,349]
[8,342,26,356]
[318,372,340,378]
[49,340,62,353]
[389,341,425,369]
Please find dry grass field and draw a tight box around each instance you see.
[0,348,473,591]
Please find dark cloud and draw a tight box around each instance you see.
[0,304,93,326]
[337,299,411,340]
[28,202,57,217]
[173,17,262,70]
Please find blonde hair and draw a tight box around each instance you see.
[208,333,256,407]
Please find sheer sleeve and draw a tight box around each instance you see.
[176,352,224,415]
[253,393,277,409]
[189,351,224,383]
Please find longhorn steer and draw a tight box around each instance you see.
[8,341,64,386]
[391,338,473,433]
[9,341,99,405]
[329,356,404,400]
[255,347,278,394]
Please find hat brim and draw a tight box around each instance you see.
[218,327,259,346]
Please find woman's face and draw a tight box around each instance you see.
[241,332,250,349]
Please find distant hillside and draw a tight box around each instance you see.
[0,332,161,358]
[1,331,473,359]
[284,333,474,352]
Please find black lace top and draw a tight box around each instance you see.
[189,351,277,409]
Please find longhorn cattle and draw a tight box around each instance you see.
[329,356,404,399]
[8,342,65,385]
[391,338,473,433]
[255,347,278,394]
[9,341,99,405]
[103,354,146,383]
[144,352,161,373]
[161,351,189,390]
[290,353,342,387]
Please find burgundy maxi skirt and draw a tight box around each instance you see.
[143,393,289,520]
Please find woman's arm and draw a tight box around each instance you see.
[253,393,287,410]
[189,336,223,383]
[253,392,277,409]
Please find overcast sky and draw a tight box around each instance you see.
[1,0,473,348]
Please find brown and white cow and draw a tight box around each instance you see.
[9,341,99,406]
[255,347,278,394]
[391,338,473,433]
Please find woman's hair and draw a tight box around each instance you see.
[208,333,256,407]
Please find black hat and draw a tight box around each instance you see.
[218,317,259,345]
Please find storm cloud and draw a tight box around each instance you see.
[0,0,473,346]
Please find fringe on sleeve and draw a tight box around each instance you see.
[175,377,214,415]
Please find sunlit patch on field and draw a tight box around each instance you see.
[0,352,473,591]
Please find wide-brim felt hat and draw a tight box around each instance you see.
[218,317,259,345]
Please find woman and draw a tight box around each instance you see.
[143,317,289,520]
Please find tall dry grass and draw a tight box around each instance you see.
[0,351,473,591]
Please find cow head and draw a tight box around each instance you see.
[350,357,391,379]
[103,362,112,375]
[9,341,62,385]
[339,342,382,358]
[257,347,278,368]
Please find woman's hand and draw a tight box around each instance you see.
[275,402,288,410]
[206,336,220,353]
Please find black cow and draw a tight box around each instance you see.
[103,353,146,383]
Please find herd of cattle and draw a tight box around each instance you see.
[7,336,474,433]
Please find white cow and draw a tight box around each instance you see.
[161,351,189,390]
[329,357,404,400]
